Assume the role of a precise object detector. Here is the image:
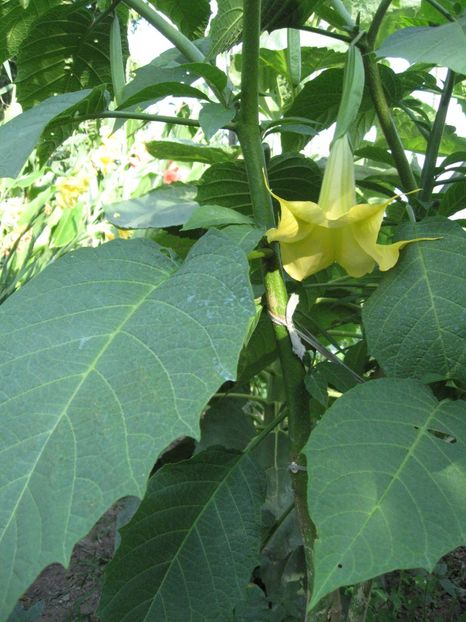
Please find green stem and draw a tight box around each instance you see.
[81,110,227,129]
[362,49,417,222]
[124,0,205,63]
[420,70,456,203]
[238,0,315,605]
[299,25,352,43]
[215,392,270,404]
[366,0,393,48]
[423,0,455,21]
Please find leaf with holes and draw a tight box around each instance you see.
[99,447,265,621]
[16,3,126,107]
[0,231,255,619]
[305,378,466,609]
[363,218,466,385]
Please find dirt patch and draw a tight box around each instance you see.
[14,502,124,622]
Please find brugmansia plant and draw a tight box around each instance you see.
[0,0,465,620]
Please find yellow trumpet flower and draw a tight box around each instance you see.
[266,134,429,281]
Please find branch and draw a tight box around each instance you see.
[237,0,315,608]
[124,0,205,63]
[420,70,456,203]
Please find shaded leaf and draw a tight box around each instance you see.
[197,399,256,453]
[306,378,466,608]
[0,0,60,63]
[268,153,322,202]
[16,4,122,108]
[0,231,254,618]
[36,86,107,166]
[438,180,466,217]
[0,90,92,179]
[99,448,265,621]
[104,183,199,230]
[149,0,211,38]
[363,218,466,385]
[197,161,252,215]
[237,313,278,382]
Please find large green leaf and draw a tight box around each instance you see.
[0,89,92,178]
[0,231,255,619]
[149,0,211,38]
[0,0,60,63]
[305,378,466,609]
[16,3,121,108]
[104,183,199,229]
[99,447,265,621]
[377,16,466,74]
[363,218,466,385]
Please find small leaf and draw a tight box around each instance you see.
[363,218,466,385]
[377,17,466,74]
[306,378,466,608]
[199,102,235,140]
[146,139,240,164]
[99,448,265,621]
[182,204,253,230]
[0,90,92,179]
[104,183,199,229]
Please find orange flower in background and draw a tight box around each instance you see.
[163,161,181,184]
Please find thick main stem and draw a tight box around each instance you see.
[237,0,315,604]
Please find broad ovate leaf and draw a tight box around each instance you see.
[99,448,265,621]
[363,218,466,385]
[305,378,466,608]
[0,231,255,619]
